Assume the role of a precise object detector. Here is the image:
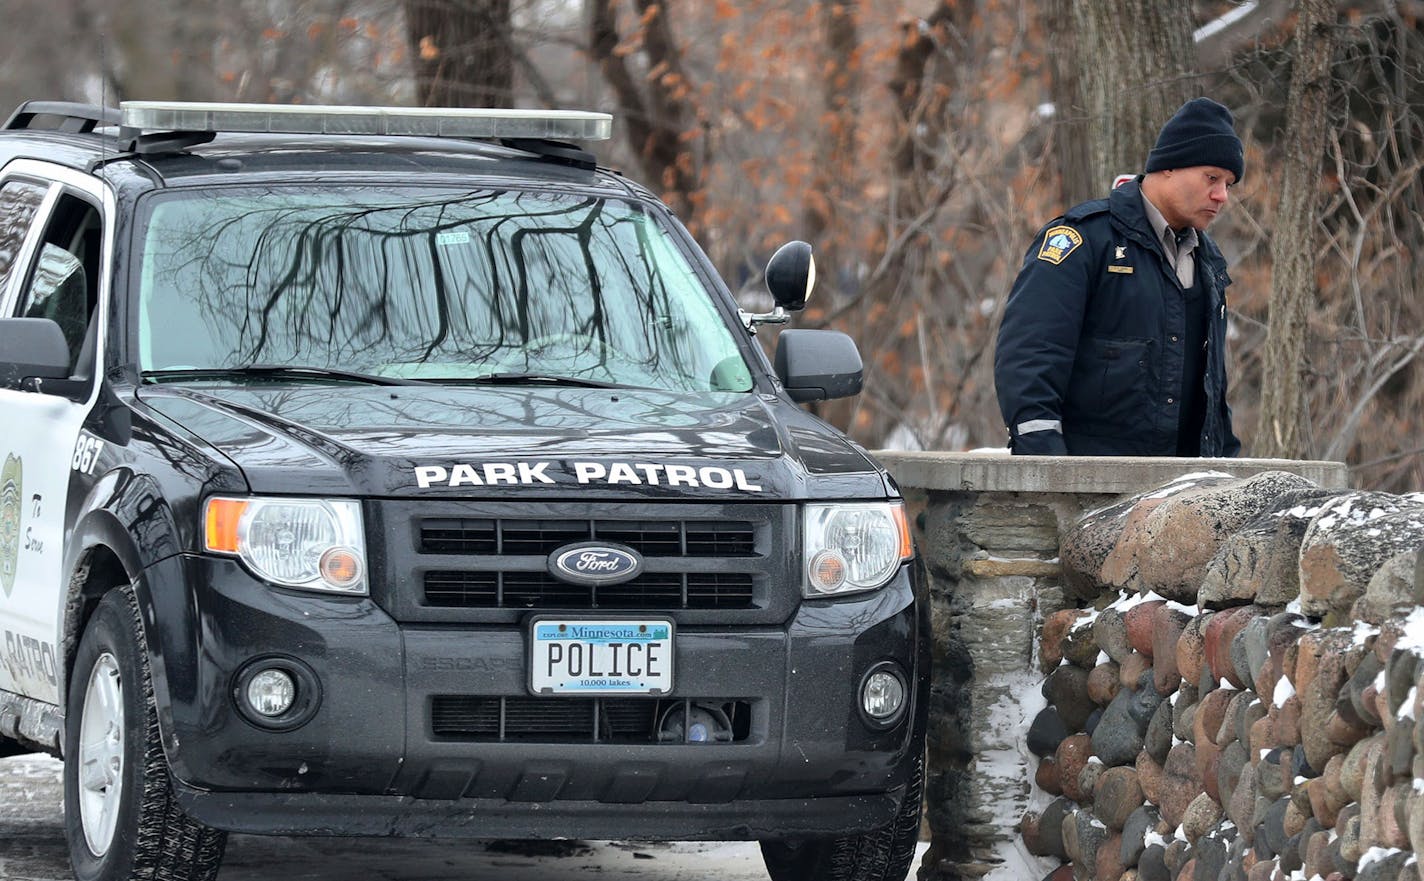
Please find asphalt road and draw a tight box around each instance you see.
[0,753,789,880]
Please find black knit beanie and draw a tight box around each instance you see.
[1145,97,1244,182]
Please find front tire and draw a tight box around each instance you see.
[63,587,227,881]
[759,751,924,881]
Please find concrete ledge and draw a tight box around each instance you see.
[873,450,1350,495]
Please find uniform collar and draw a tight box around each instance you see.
[1140,189,1198,256]
[1107,177,1163,253]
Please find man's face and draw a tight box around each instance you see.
[1157,165,1235,230]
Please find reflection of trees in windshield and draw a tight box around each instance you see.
[140,188,751,393]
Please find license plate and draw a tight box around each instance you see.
[529,618,674,695]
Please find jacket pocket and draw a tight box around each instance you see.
[1066,336,1155,434]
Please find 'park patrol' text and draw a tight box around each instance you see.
[413,461,764,492]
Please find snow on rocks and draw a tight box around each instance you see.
[1016,471,1424,881]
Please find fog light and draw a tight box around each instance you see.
[246,668,296,717]
[861,667,906,721]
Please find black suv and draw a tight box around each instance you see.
[0,100,927,881]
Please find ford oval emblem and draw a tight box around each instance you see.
[548,542,644,586]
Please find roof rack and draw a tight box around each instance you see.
[4,101,120,134]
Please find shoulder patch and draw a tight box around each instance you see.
[1037,225,1084,265]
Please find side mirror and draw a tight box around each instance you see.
[765,240,815,311]
[774,329,863,402]
[0,317,72,390]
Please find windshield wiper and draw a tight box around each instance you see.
[459,372,629,389]
[141,364,433,387]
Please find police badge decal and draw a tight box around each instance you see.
[0,454,21,597]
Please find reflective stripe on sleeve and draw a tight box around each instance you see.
[1016,420,1063,435]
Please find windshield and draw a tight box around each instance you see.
[135,186,753,392]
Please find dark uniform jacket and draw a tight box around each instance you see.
[994,178,1241,457]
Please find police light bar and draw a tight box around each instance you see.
[118,101,613,141]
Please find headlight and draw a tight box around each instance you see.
[204,496,367,595]
[802,501,913,597]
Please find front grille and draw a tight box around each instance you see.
[420,519,756,557]
[375,501,794,624]
[430,696,753,743]
[424,571,754,610]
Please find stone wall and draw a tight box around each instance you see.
[873,452,1357,881]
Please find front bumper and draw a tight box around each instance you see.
[137,553,928,839]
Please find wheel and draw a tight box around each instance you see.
[63,587,227,881]
[759,751,923,881]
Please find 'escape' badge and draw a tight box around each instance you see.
[0,454,22,598]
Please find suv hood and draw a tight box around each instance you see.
[135,384,891,500]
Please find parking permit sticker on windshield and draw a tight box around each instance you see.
[436,231,471,246]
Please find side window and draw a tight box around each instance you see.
[0,179,48,295]
[12,193,102,375]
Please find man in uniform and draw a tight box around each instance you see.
[994,97,1244,457]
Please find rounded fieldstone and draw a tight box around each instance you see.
[1163,838,1189,874]
[1216,740,1249,809]
[1045,664,1095,732]
[1095,831,1126,881]
[1028,706,1071,758]
[1386,717,1414,783]
[1385,650,1419,717]
[1160,742,1202,828]
[1070,806,1108,870]
[1039,798,1073,859]
[1124,600,1164,658]
[1226,758,1259,833]
[1221,689,1256,746]
[1340,737,1374,801]
[1278,831,1304,874]
[1257,749,1289,800]
[1356,849,1412,881]
[1182,792,1224,844]
[1035,757,1062,795]
[1152,604,1191,693]
[1174,689,1198,743]
[1231,617,1269,693]
[1343,651,1383,728]
[1062,620,1103,670]
[1092,688,1146,768]
[1237,693,1267,746]
[1120,651,1152,690]
[1129,671,1166,733]
[1055,734,1094,804]
[1094,608,1133,663]
[1138,843,1169,881]
[1193,826,1231,881]
[1088,661,1122,706]
[1260,796,1290,857]
[1078,760,1103,804]
[1095,766,1145,831]
[1145,696,1173,764]
[1337,806,1362,865]
[1041,608,1090,672]
[1120,803,1160,867]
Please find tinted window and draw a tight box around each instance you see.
[13,193,102,374]
[137,187,753,393]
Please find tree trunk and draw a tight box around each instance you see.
[1052,1,1197,206]
[1257,0,1335,458]
[405,0,513,108]
[803,1,860,242]
[587,0,700,224]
